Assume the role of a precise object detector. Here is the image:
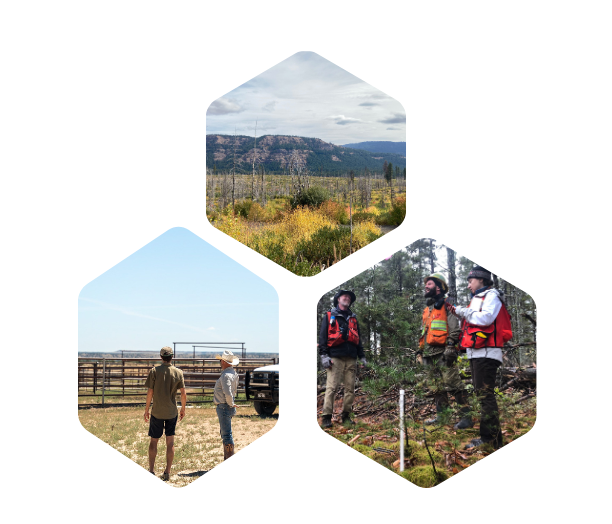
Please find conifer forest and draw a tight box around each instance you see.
[317,239,536,487]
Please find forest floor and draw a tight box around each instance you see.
[317,391,536,487]
[79,404,278,487]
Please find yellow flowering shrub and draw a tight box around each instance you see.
[274,206,335,253]
[352,220,382,248]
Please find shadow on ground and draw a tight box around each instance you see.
[177,470,209,478]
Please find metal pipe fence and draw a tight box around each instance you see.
[78,357,278,408]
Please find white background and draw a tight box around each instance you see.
[2,1,610,522]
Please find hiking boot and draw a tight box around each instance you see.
[321,415,333,429]
[464,438,484,450]
[425,415,441,425]
[454,417,474,430]
[454,408,474,430]
[341,412,355,426]
[426,396,448,425]
[223,443,235,460]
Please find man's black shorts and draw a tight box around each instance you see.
[148,414,178,438]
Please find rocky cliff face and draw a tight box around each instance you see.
[206,134,406,173]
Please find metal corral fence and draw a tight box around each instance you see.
[78,356,278,408]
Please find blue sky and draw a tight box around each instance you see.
[206,51,406,144]
[78,228,278,354]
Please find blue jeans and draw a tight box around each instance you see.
[216,403,236,445]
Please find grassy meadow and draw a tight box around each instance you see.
[206,174,406,276]
[79,404,278,487]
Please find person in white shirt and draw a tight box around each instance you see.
[446,266,504,450]
[214,350,240,460]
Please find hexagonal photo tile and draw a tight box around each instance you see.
[316,239,536,487]
[78,228,279,486]
[206,51,406,276]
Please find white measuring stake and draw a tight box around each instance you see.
[399,389,405,472]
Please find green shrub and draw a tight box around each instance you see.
[290,186,330,209]
[234,200,254,218]
[295,226,351,265]
[375,196,406,226]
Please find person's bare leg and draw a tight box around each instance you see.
[164,435,175,475]
[148,438,159,473]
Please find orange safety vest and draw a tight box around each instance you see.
[327,311,360,347]
[460,291,513,349]
[419,305,449,348]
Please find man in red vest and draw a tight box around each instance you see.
[446,266,506,449]
[318,290,366,428]
[417,273,471,429]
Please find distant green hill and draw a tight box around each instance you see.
[341,141,406,156]
[207,134,406,174]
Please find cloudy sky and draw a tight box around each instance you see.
[79,228,278,354]
[206,52,406,144]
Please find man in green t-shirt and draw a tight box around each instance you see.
[144,346,186,481]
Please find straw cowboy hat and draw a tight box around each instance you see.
[215,350,240,366]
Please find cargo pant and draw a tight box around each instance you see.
[423,352,467,410]
[322,356,357,416]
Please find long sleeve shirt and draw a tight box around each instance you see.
[214,367,239,406]
[455,288,504,362]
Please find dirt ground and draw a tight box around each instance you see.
[78,404,278,487]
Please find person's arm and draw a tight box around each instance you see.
[143,368,155,421]
[356,320,365,361]
[318,313,329,355]
[144,389,153,422]
[416,310,425,364]
[222,372,236,407]
[179,388,186,420]
[456,293,502,326]
[446,310,462,346]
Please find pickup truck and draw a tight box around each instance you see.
[245,364,279,416]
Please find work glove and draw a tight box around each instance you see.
[359,357,367,368]
[443,345,457,364]
[320,354,332,369]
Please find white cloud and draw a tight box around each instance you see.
[262,101,277,112]
[328,115,363,126]
[207,97,244,116]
